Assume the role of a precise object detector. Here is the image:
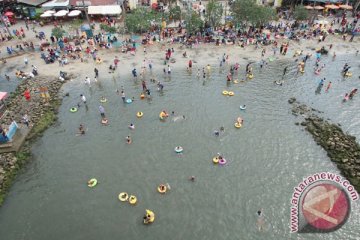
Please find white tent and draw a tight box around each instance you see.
[68,10,81,17]
[54,10,69,17]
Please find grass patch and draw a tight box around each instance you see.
[28,111,56,140]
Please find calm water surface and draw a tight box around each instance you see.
[0,52,359,240]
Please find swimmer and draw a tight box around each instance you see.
[171,111,175,115]
[256,209,266,231]
[101,117,109,125]
[126,135,132,144]
[129,123,135,130]
[189,176,195,181]
[220,126,225,132]
[214,130,220,137]
[78,124,86,135]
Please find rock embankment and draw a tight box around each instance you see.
[0,75,71,205]
[289,97,360,192]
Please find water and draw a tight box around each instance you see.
[0,53,359,240]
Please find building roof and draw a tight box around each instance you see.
[69,0,118,6]
[17,0,50,6]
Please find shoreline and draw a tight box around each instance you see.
[0,75,70,206]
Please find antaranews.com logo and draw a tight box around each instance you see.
[290,172,358,233]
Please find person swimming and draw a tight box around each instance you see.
[129,123,135,129]
[189,176,195,181]
[214,130,220,137]
[126,135,132,144]
[78,124,85,135]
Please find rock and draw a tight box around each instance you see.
[342,159,349,163]
[295,122,300,125]
[300,122,307,126]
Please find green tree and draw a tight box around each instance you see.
[185,10,204,35]
[230,0,276,27]
[205,0,223,29]
[125,7,162,33]
[51,27,66,38]
[68,19,83,36]
[294,5,309,21]
[169,6,182,24]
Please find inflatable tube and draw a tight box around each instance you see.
[240,105,246,110]
[119,192,129,202]
[129,195,137,205]
[158,185,167,194]
[140,94,145,99]
[159,112,168,120]
[174,146,183,153]
[70,107,78,113]
[143,209,155,224]
[87,178,97,188]
[247,74,254,79]
[233,80,239,84]
[137,112,143,118]
[228,91,234,96]
[213,157,219,164]
[222,90,229,96]
[275,81,282,85]
[218,158,227,165]
[101,118,108,124]
[345,72,352,77]
[300,70,305,74]
[100,98,107,103]
[234,122,242,128]
[126,99,132,104]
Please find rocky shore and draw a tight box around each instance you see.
[0,74,71,205]
[289,97,360,192]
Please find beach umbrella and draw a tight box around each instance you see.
[54,10,69,17]
[44,10,56,15]
[4,12,14,17]
[68,10,81,17]
[314,6,325,10]
[40,12,53,18]
[339,4,353,10]
[325,4,339,9]
[304,6,314,10]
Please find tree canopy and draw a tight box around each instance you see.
[230,0,276,27]
[205,0,223,29]
[125,7,162,33]
[293,5,309,21]
[185,10,204,35]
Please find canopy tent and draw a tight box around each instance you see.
[339,4,353,10]
[304,5,314,9]
[325,4,339,9]
[307,0,342,3]
[54,10,69,16]
[88,5,121,15]
[68,10,81,16]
